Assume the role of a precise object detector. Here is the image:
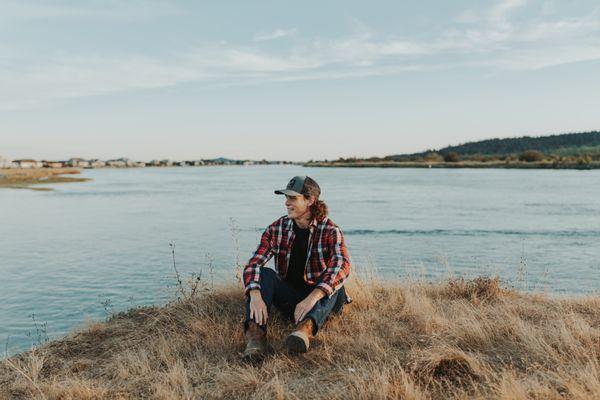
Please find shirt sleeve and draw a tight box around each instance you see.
[316,226,351,298]
[242,224,274,296]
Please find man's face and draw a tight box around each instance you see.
[285,194,313,219]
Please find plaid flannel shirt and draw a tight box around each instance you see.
[243,215,351,298]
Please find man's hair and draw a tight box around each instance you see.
[302,176,328,221]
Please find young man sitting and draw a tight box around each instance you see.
[242,176,352,361]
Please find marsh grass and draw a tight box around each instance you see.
[0,168,90,190]
[1,267,599,399]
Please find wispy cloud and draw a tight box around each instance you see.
[253,28,297,42]
[1,0,599,110]
[0,0,180,22]
[0,31,438,110]
[443,1,600,69]
[489,0,529,24]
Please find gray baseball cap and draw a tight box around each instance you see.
[274,176,321,197]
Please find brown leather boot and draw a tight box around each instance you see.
[285,318,315,354]
[242,321,268,362]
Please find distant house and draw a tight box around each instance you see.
[67,158,81,167]
[192,160,204,166]
[160,159,173,167]
[13,159,43,168]
[67,158,90,168]
[114,158,136,167]
[42,161,64,168]
[89,159,105,168]
[106,159,126,168]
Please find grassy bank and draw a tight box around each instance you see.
[0,168,91,190]
[305,161,600,169]
[1,275,599,399]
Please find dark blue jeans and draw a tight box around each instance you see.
[244,267,346,336]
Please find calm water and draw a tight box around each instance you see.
[1,166,599,354]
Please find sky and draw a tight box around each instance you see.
[1,0,599,162]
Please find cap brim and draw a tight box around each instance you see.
[274,189,302,196]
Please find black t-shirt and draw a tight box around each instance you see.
[285,220,313,292]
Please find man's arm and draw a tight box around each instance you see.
[309,288,326,301]
[293,287,326,323]
[242,225,273,296]
[315,226,351,298]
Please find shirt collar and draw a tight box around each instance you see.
[288,216,319,230]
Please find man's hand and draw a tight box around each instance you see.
[248,290,268,325]
[294,289,325,324]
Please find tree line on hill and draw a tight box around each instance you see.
[327,131,600,165]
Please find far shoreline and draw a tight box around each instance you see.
[304,161,600,170]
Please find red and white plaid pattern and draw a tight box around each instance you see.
[243,215,351,298]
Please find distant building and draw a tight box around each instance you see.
[121,158,138,167]
[89,159,105,168]
[106,159,126,168]
[42,161,64,168]
[13,159,43,168]
[67,158,90,168]
[67,158,82,167]
[160,159,173,167]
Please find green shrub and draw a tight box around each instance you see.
[577,155,591,165]
[424,152,443,162]
[444,152,460,162]
[518,150,545,162]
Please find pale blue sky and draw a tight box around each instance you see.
[1,0,599,161]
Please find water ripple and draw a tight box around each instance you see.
[344,228,600,237]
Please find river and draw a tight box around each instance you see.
[1,166,599,353]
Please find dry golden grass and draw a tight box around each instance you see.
[1,274,599,399]
[0,168,90,190]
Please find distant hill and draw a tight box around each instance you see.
[386,131,600,160]
[206,157,237,163]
